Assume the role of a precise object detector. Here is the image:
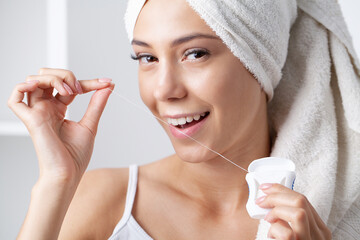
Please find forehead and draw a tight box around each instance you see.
[133,0,215,43]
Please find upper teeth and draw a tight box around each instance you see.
[167,112,207,126]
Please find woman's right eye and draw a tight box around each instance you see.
[131,54,158,64]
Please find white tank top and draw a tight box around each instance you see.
[108,165,265,239]
[108,165,153,240]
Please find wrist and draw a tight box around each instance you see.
[33,173,81,198]
[17,174,81,240]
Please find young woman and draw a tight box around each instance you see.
[8,0,359,239]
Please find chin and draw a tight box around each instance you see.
[173,143,214,164]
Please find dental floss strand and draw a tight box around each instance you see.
[106,87,249,173]
[106,87,296,221]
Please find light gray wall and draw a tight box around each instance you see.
[0,0,47,122]
[1,0,359,239]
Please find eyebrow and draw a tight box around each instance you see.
[131,33,220,48]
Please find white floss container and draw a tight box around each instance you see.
[245,157,296,219]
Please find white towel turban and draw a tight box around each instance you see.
[124,0,360,239]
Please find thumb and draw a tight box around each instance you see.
[79,83,114,135]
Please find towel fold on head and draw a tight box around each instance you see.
[125,0,360,239]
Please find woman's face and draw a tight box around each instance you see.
[132,0,267,163]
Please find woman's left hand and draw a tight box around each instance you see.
[256,183,332,240]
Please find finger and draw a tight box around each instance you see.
[38,68,79,94]
[54,94,76,106]
[79,83,114,135]
[25,76,53,106]
[257,191,316,226]
[55,79,112,105]
[78,78,112,93]
[8,81,39,120]
[43,87,55,99]
[257,192,310,209]
[260,183,294,195]
[306,201,332,238]
[268,220,295,240]
[26,75,73,96]
[257,186,322,239]
[28,80,54,100]
[258,184,312,211]
[265,206,310,239]
[26,87,44,107]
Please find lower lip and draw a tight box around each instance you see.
[169,115,209,139]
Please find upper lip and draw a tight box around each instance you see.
[162,111,208,119]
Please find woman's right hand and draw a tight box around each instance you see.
[8,68,114,184]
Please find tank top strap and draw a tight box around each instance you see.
[123,164,138,220]
[111,164,139,233]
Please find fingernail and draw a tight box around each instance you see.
[63,83,73,95]
[75,81,83,94]
[255,196,266,204]
[265,214,275,224]
[264,212,271,221]
[260,183,273,190]
[26,80,39,84]
[98,78,112,83]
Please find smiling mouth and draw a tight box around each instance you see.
[167,112,210,129]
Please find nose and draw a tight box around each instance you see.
[154,61,187,101]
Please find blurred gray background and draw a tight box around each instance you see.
[0,0,359,238]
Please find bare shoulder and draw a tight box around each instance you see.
[59,167,130,240]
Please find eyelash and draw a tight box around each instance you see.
[130,49,210,63]
[130,54,157,62]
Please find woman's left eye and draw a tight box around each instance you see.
[184,49,209,61]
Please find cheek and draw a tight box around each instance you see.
[212,61,261,108]
[189,63,249,108]
[195,60,262,134]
